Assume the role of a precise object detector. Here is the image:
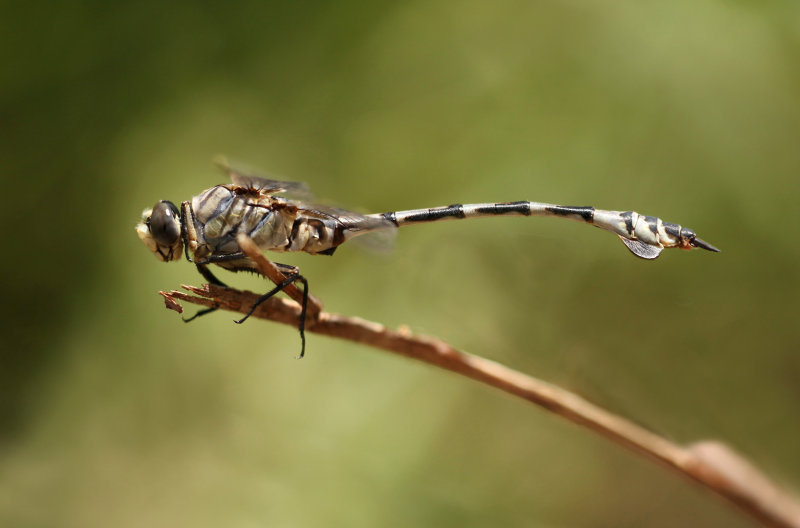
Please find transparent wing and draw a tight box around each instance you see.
[214,156,311,197]
[214,156,397,252]
[348,225,398,254]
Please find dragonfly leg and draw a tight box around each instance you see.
[183,306,219,323]
[186,252,249,320]
[234,263,310,359]
[180,201,194,263]
[183,264,228,322]
[198,252,247,264]
[196,263,227,286]
[274,262,301,275]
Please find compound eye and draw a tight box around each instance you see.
[149,201,181,246]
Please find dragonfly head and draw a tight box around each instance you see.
[679,227,720,253]
[136,200,183,262]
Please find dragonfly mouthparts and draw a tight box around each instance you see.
[691,237,720,253]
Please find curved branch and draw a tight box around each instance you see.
[156,238,800,528]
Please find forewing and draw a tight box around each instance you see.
[215,157,310,197]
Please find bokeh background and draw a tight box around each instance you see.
[2,1,799,527]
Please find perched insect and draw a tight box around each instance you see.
[137,162,719,357]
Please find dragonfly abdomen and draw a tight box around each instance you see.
[368,201,717,259]
[378,201,599,227]
[382,201,539,226]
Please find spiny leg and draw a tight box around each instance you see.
[195,262,228,286]
[234,263,311,359]
[233,272,298,324]
[183,264,228,322]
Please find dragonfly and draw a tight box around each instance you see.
[137,162,719,357]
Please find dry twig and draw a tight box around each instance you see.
[157,236,800,528]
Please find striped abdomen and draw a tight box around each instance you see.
[363,201,717,259]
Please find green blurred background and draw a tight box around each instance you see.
[1,1,799,526]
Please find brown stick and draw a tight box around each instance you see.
[157,237,800,528]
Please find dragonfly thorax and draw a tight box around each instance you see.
[136,200,183,262]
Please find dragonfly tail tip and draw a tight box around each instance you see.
[692,237,720,253]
